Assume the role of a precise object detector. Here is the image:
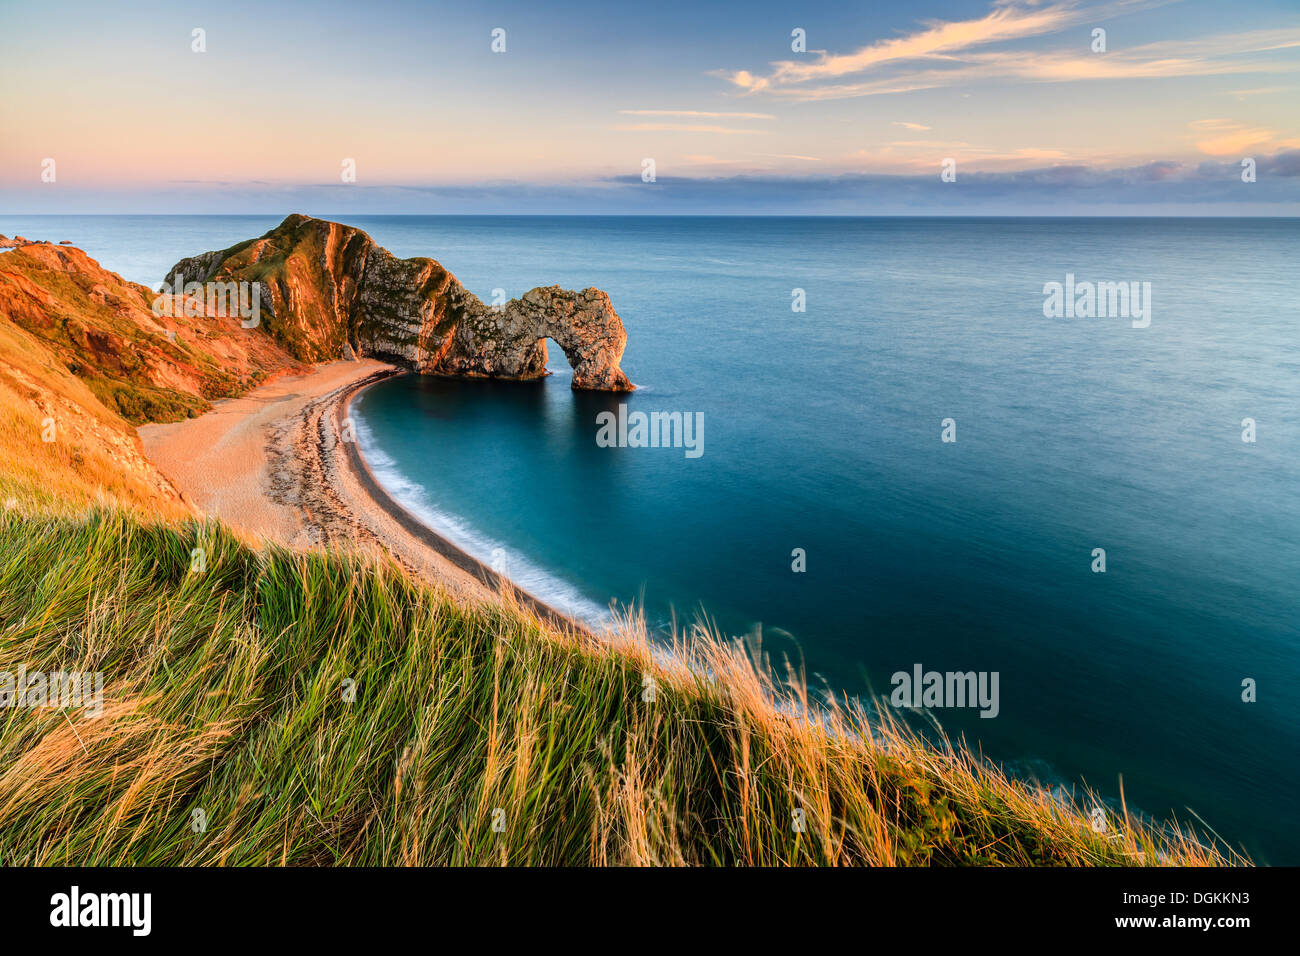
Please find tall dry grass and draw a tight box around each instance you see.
[0,507,1241,866]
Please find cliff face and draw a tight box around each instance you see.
[0,242,304,513]
[0,243,300,424]
[164,214,634,391]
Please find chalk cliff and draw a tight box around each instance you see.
[164,214,633,390]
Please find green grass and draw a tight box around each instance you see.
[83,375,210,425]
[0,505,1240,866]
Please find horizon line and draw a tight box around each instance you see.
[5,212,1299,220]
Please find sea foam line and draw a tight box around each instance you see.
[351,413,613,626]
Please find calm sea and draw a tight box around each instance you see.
[6,214,1298,862]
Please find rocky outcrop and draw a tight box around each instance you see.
[164,214,633,390]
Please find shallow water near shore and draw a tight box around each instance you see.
[8,214,1299,862]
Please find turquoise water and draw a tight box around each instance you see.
[6,215,1298,862]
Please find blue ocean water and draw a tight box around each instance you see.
[5,214,1298,863]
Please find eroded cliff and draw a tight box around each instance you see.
[165,214,633,390]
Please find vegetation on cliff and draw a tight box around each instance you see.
[0,242,301,515]
[0,244,296,426]
[0,506,1232,865]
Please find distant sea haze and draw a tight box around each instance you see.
[9,214,1298,863]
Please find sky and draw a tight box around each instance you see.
[1,0,1297,214]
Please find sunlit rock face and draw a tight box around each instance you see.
[164,214,634,391]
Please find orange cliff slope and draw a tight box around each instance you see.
[0,243,302,513]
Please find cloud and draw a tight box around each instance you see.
[1190,119,1242,131]
[1191,119,1288,156]
[9,150,1299,214]
[726,0,1088,92]
[618,109,777,120]
[1261,149,1300,175]
[612,123,767,135]
[682,155,750,165]
[893,122,932,130]
[849,141,1071,171]
[753,153,821,161]
[1013,148,1070,160]
[718,1,1300,101]
[587,149,1300,212]
[885,140,974,148]
[674,152,823,170]
[1223,86,1292,97]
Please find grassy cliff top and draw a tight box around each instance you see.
[0,506,1234,866]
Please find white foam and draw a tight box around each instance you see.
[352,414,613,625]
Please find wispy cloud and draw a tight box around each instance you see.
[851,141,1071,172]
[618,109,777,120]
[584,149,1300,213]
[682,155,751,165]
[885,140,974,149]
[612,123,767,134]
[11,150,1298,215]
[724,0,1092,93]
[893,121,932,130]
[1222,86,1292,98]
[719,1,1300,101]
[754,152,822,161]
[1190,119,1295,156]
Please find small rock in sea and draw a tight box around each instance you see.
[59,240,73,245]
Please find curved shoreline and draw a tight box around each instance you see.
[334,370,586,634]
[128,362,1232,865]
[140,359,588,635]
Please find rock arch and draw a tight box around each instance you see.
[164,215,634,392]
[429,284,632,391]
